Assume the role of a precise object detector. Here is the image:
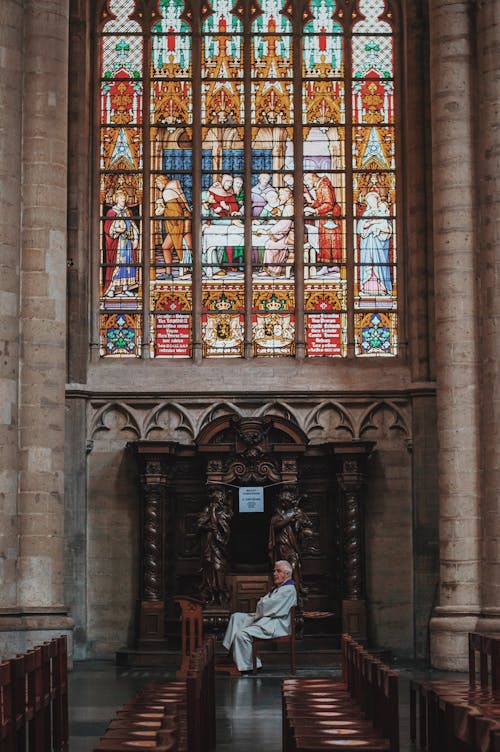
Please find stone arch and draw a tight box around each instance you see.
[90,401,141,440]
[144,402,196,442]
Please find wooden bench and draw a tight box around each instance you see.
[95,636,216,752]
[282,634,399,752]
[0,660,14,751]
[409,631,500,751]
[0,635,69,752]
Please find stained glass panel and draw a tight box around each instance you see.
[202,1,243,33]
[301,0,349,357]
[251,82,293,123]
[100,312,142,356]
[303,82,344,125]
[303,0,341,34]
[97,0,398,359]
[306,314,344,356]
[100,128,143,172]
[152,0,192,76]
[101,72,142,126]
[252,286,295,356]
[202,81,244,124]
[352,76,394,124]
[148,2,195,358]
[202,286,245,357]
[354,311,398,356]
[203,35,243,78]
[353,126,394,170]
[202,218,245,279]
[354,0,393,36]
[150,81,192,125]
[151,288,192,357]
[101,35,142,79]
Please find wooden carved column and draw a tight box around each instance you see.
[332,443,374,640]
[138,468,166,646]
[132,443,179,648]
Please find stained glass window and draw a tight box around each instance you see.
[97,0,398,358]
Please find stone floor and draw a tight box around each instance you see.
[68,660,459,751]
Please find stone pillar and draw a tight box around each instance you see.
[476,1,500,636]
[0,1,23,616]
[9,0,73,654]
[428,0,481,669]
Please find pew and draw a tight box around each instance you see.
[95,636,216,752]
[0,635,69,752]
[409,631,500,752]
[282,634,399,752]
[0,661,14,752]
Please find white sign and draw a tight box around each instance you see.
[239,486,264,513]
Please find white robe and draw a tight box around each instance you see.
[222,582,297,671]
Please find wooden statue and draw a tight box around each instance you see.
[197,485,233,605]
[268,485,318,595]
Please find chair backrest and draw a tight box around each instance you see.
[289,606,296,639]
[468,631,482,685]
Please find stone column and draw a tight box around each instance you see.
[0,1,23,618]
[13,0,73,652]
[428,0,481,669]
[476,1,500,635]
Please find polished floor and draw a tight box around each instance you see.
[68,659,442,751]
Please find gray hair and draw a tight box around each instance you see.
[275,560,293,576]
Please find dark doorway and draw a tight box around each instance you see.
[229,486,278,572]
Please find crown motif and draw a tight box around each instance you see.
[263,293,285,312]
[213,292,234,311]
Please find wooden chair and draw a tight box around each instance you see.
[252,606,296,674]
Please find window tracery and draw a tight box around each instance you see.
[97,0,398,358]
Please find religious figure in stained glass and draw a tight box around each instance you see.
[258,187,294,277]
[103,188,140,298]
[154,174,192,278]
[304,172,343,277]
[251,173,276,217]
[357,191,392,297]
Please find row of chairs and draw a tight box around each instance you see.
[282,633,399,752]
[93,636,216,752]
[0,635,68,752]
[410,632,500,752]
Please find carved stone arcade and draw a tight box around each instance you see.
[128,419,373,652]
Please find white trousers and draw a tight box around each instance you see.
[222,612,265,672]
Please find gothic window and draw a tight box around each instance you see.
[97,0,398,358]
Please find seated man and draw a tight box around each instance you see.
[222,560,297,672]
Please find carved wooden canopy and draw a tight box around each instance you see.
[195,415,308,485]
